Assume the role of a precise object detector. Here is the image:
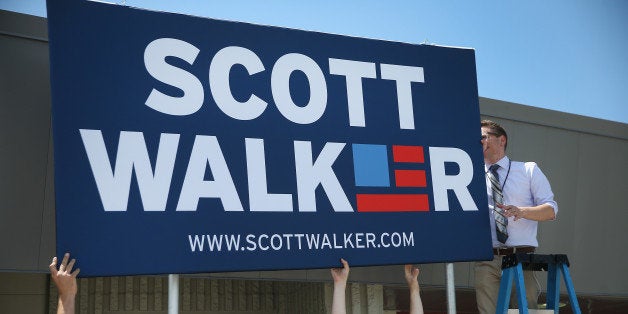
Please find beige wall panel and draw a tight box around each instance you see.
[367,284,384,313]
[0,295,48,314]
[0,273,48,313]
[418,263,447,285]
[416,262,473,289]
[42,276,332,313]
[257,269,307,281]
[454,262,473,288]
[0,273,48,294]
[339,265,402,285]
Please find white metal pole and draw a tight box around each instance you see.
[168,274,179,314]
[446,263,457,314]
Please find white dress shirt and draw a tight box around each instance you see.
[486,156,558,248]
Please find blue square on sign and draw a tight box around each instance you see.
[352,144,390,187]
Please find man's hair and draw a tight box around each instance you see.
[481,120,508,149]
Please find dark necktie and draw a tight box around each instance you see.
[488,164,508,243]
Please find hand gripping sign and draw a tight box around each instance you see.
[47,0,492,276]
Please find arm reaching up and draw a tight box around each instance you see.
[50,253,80,314]
[404,264,424,314]
[331,258,350,314]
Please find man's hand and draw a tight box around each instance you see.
[404,264,420,290]
[331,259,350,314]
[50,253,80,314]
[498,203,556,221]
[404,265,424,314]
[331,258,350,285]
[498,203,526,221]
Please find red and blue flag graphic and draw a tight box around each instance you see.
[352,144,429,212]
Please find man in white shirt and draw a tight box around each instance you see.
[475,120,558,314]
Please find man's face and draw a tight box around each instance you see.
[481,126,505,161]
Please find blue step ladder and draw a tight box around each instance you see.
[495,253,581,314]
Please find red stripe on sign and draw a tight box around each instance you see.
[392,145,424,163]
[356,194,429,212]
[395,170,427,187]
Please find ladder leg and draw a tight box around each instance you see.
[496,267,514,314]
[513,264,529,314]
[560,263,581,314]
[546,264,560,312]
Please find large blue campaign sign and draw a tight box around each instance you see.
[48,0,493,277]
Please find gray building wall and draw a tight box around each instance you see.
[0,9,55,273]
[1,9,627,312]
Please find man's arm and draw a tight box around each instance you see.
[49,253,80,314]
[330,259,350,314]
[500,203,555,221]
[404,265,424,314]
[501,162,557,221]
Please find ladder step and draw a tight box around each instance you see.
[496,253,580,314]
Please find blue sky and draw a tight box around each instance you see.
[3,0,627,124]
